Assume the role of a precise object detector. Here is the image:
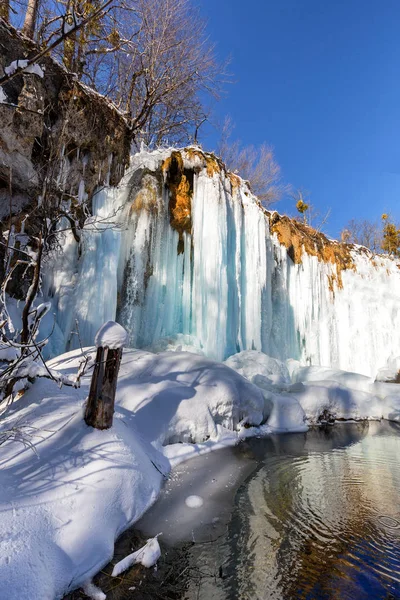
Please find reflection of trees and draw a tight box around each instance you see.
[225,424,400,599]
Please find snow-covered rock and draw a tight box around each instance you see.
[224,350,291,386]
[290,364,374,393]
[267,394,307,432]
[288,381,382,423]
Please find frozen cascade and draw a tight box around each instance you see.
[45,186,124,351]
[45,148,400,377]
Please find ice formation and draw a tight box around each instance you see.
[44,147,400,377]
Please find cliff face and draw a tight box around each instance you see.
[44,148,400,378]
[0,21,131,219]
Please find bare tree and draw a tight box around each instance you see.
[117,0,224,146]
[341,218,382,252]
[217,117,287,207]
[0,92,95,410]
[15,0,224,146]
[22,0,40,38]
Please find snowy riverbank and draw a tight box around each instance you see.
[1,347,400,599]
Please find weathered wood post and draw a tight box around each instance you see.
[84,321,128,430]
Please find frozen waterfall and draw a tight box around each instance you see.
[45,148,400,378]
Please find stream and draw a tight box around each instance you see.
[137,421,400,599]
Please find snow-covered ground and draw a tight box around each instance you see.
[1,347,400,599]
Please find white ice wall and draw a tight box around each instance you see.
[45,149,400,377]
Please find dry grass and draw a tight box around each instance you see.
[64,529,191,600]
[269,212,359,290]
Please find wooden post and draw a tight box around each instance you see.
[84,321,127,430]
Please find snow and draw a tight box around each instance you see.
[82,581,106,600]
[0,344,20,362]
[267,394,308,432]
[0,86,7,103]
[185,495,204,508]
[1,346,400,598]
[5,59,29,75]
[94,320,128,349]
[225,350,291,386]
[24,63,44,77]
[0,347,267,599]
[111,535,161,576]
[288,381,382,423]
[4,59,44,78]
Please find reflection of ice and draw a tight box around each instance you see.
[180,423,400,600]
[234,423,400,599]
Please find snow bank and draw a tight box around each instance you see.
[0,347,268,599]
[1,345,400,599]
[287,381,382,423]
[290,364,374,392]
[227,352,400,427]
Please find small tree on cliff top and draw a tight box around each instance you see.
[381,214,400,256]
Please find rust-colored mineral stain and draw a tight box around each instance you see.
[269,213,358,291]
[162,151,193,254]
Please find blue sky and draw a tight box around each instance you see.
[198,0,400,238]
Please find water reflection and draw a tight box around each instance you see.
[187,422,400,599]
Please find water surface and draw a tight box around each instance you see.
[139,422,400,599]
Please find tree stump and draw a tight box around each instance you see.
[84,321,127,430]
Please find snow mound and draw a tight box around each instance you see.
[115,350,267,443]
[267,394,307,432]
[225,350,291,386]
[288,381,382,423]
[290,364,374,393]
[94,320,128,349]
